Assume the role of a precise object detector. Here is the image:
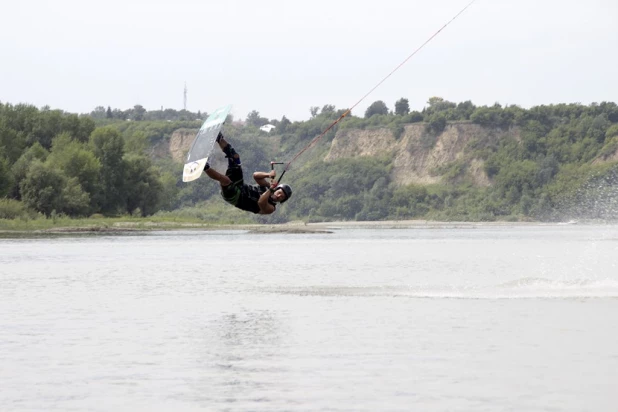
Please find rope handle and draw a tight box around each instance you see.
[270,162,285,186]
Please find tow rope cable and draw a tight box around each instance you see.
[272,0,477,185]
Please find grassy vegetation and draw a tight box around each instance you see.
[2,99,618,227]
[0,199,257,232]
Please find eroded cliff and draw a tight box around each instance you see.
[326,123,519,186]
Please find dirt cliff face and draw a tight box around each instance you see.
[166,123,520,187]
[168,129,197,162]
[326,123,518,187]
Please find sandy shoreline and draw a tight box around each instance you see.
[0,219,580,236]
[244,220,556,234]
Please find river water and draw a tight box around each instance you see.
[1,224,617,411]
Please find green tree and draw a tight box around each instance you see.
[402,111,424,123]
[47,133,101,210]
[426,113,447,135]
[132,105,146,121]
[246,110,269,127]
[157,170,180,211]
[424,97,456,117]
[0,123,27,164]
[494,160,539,200]
[455,101,476,120]
[124,155,163,216]
[0,103,38,136]
[394,98,410,116]
[321,104,336,115]
[62,114,81,141]
[76,116,96,143]
[28,109,65,149]
[125,131,148,154]
[20,161,65,216]
[365,101,389,118]
[112,108,128,120]
[61,177,90,216]
[90,106,106,119]
[10,143,49,199]
[470,104,514,129]
[589,114,610,143]
[90,127,126,214]
[391,184,429,217]
[277,116,291,134]
[0,157,12,197]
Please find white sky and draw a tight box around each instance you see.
[1,0,617,121]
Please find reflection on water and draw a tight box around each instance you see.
[208,311,284,404]
[1,225,618,411]
[218,311,282,349]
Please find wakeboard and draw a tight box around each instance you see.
[182,104,233,182]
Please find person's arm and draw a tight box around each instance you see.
[253,170,276,187]
[257,187,276,214]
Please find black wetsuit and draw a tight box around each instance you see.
[221,165,276,214]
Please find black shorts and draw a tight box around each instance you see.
[221,166,244,206]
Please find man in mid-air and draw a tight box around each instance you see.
[203,133,292,215]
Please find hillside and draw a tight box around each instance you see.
[325,123,522,187]
[168,122,523,188]
[2,100,617,222]
[159,109,618,222]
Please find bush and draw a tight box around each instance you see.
[0,199,34,219]
[389,122,405,140]
[425,113,447,135]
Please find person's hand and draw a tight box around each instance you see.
[269,181,278,191]
[269,170,276,179]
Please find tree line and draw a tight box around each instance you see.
[89,104,206,122]
[2,98,618,222]
[275,98,618,222]
[0,103,168,218]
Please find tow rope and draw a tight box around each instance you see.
[272,0,477,185]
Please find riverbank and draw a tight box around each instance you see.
[0,217,330,235]
[0,217,576,238]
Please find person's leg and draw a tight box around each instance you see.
[203,132,239,177]
[217,132,241,166]
[219,164,244,207]
[204,167,232,187]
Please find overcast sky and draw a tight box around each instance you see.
[1,0,616,121]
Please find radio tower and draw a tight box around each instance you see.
[183,82,187,111]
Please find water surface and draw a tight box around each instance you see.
[1,225,617,411]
